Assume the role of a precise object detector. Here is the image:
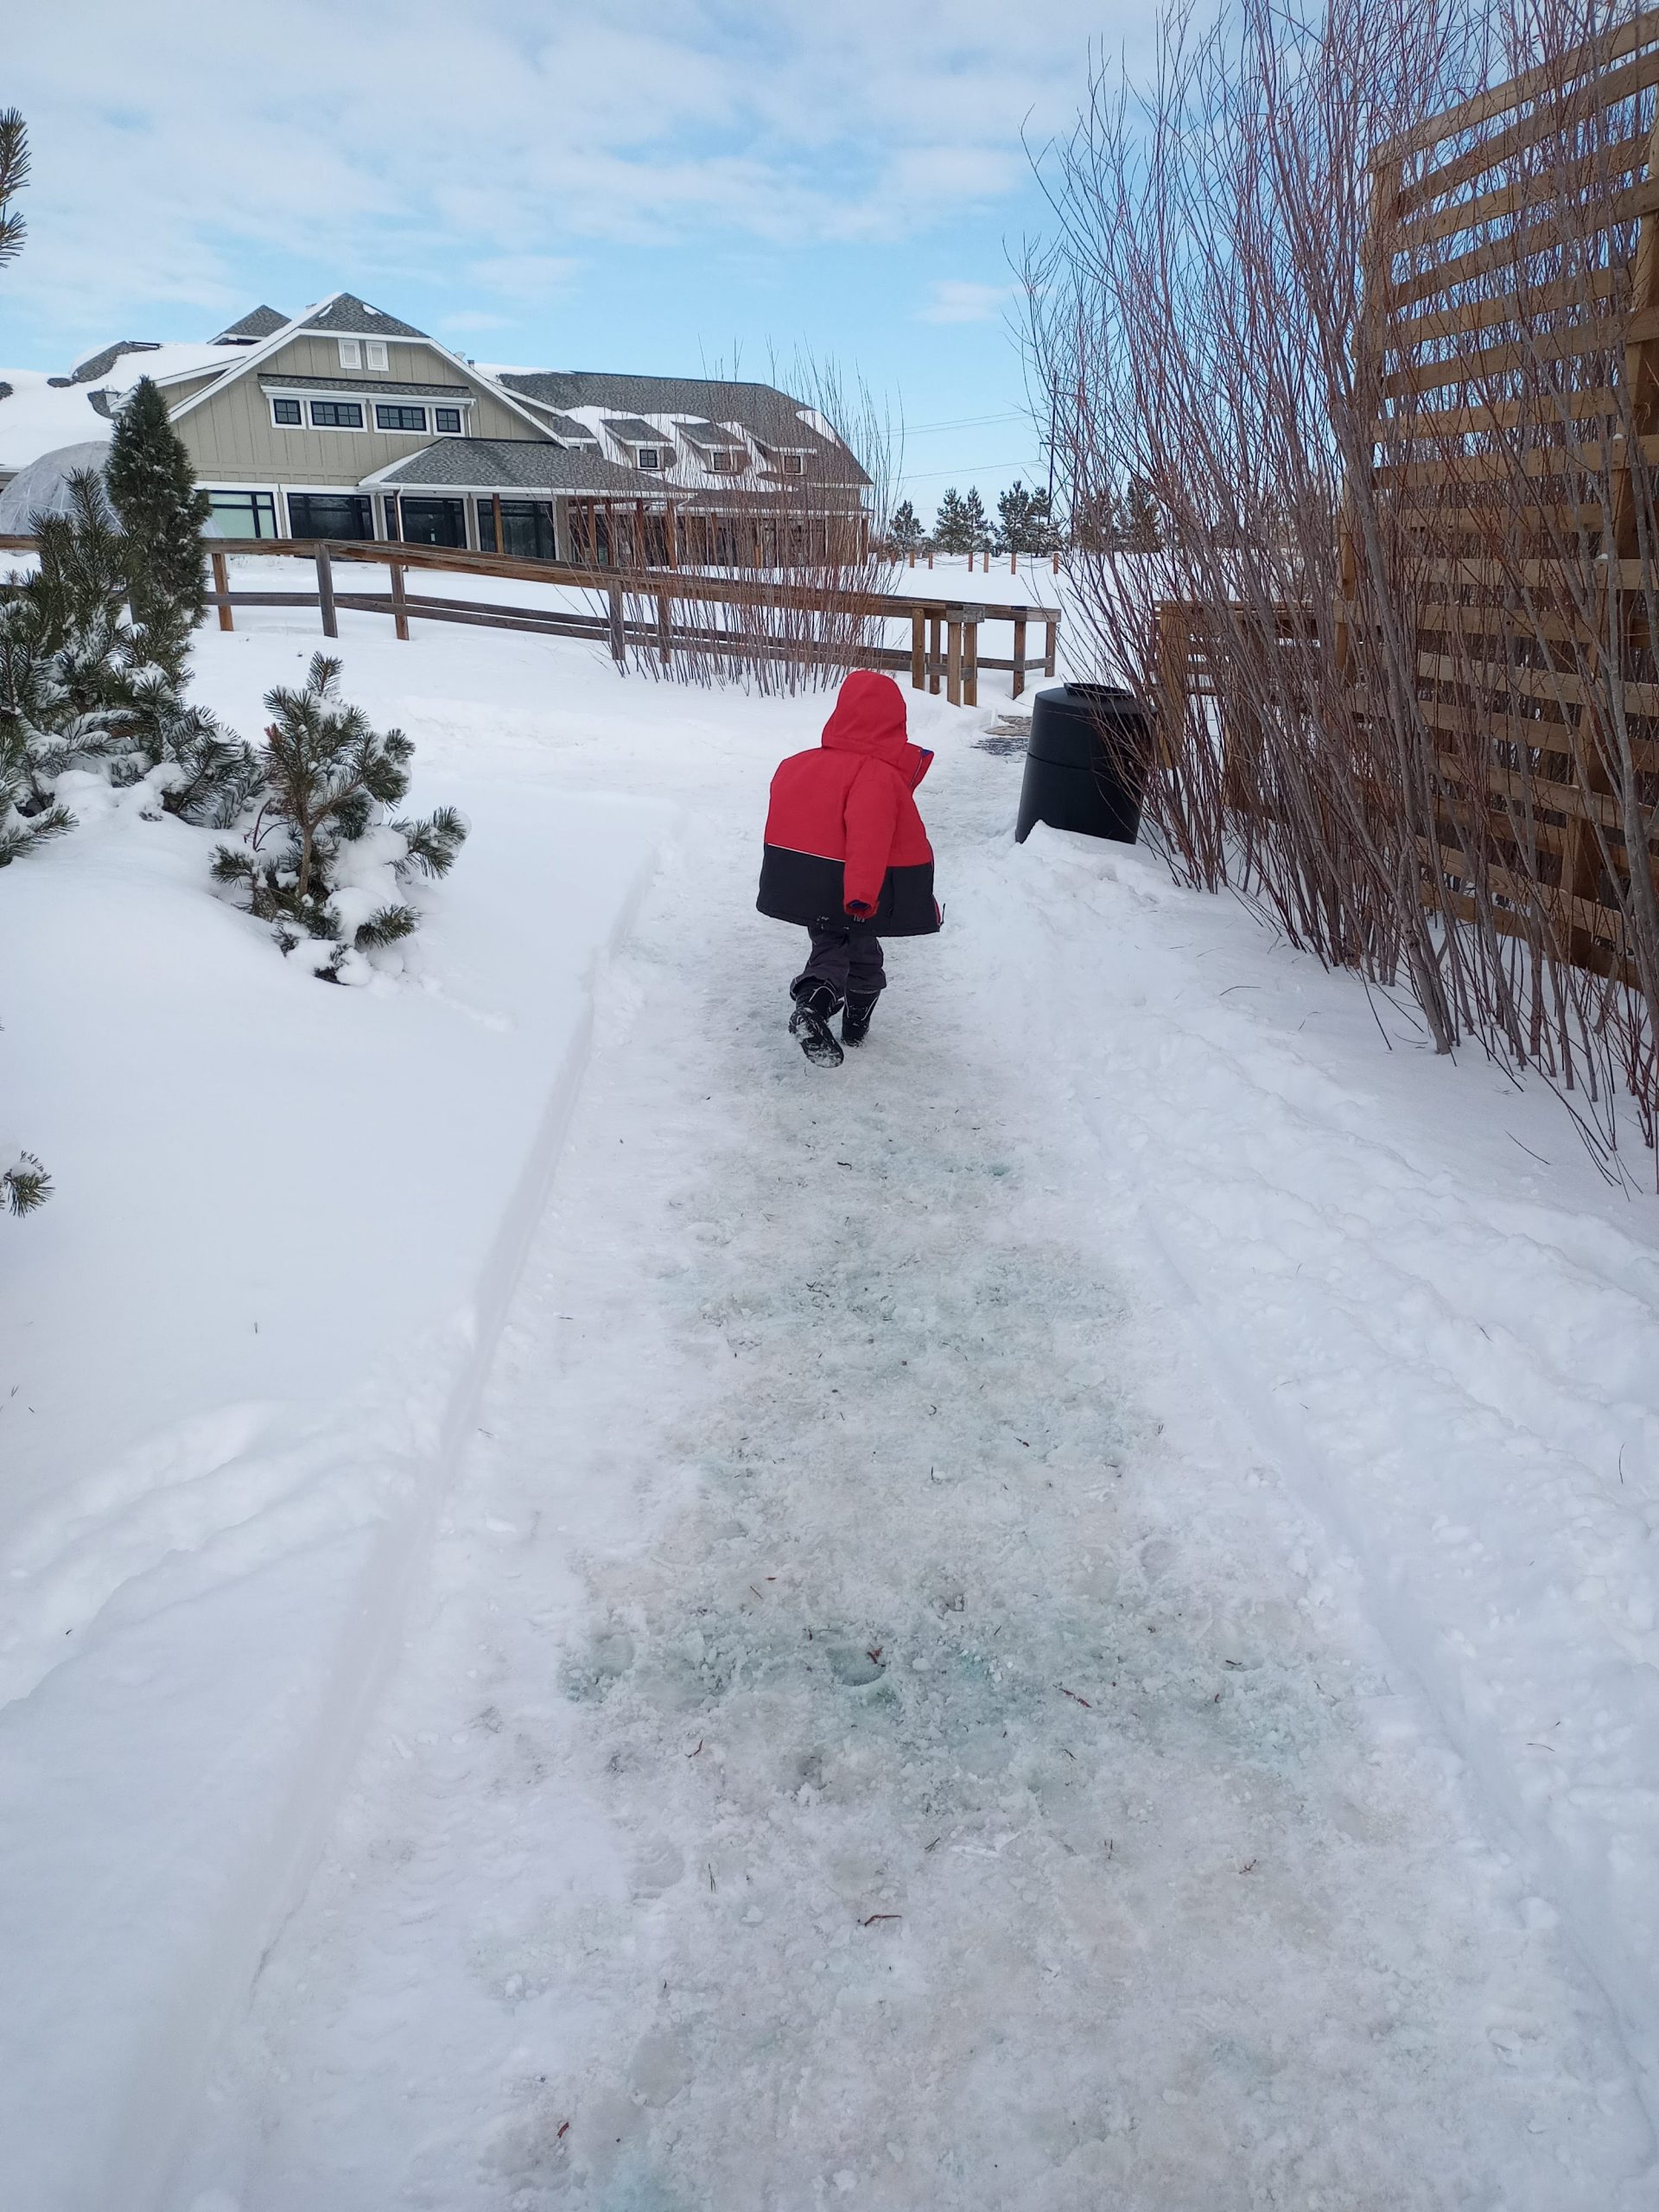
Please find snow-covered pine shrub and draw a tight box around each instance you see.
[212,653,467,980]
[0,598,124,863]
[15,470,257,826]
[2,1147,52,1217]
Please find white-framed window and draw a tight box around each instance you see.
[365,340,389,372]
[636,446,662,471]
[781,452,805,475]
[375,403,428,433]
[337,338,361,370]
[206,489,279,539]
[433,406,463,435]
[708,448,745,473]
[309,398,365,430]
[270,397,302,427]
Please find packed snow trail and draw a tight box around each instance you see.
[176,708,1651,2210]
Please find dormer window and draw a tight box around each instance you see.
[707,448,746,474]
[780,453,805,475]
[636,446,663,471]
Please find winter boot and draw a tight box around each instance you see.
[789,979,844,1068]
[841,990,880,1047]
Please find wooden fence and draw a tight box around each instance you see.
[0,534,1059,707]
[1157,14,1659,981]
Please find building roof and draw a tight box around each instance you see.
[214,305,289,343]
[69,340,162,385]
[600,416,672,444]
[0,371,113,474]
[493,369,870,485]
[302,294,430,340]
[365,438,651,494]
[257,372,474,400]
[671,418,740,451]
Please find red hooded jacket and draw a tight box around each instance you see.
[756,671,941,936]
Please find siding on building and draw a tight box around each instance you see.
[172,333,545,489]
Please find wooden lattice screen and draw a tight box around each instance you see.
[1360,12,1659,981]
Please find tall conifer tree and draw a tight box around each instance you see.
[105,377,210,671]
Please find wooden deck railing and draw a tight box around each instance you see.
[0,534,1060,706]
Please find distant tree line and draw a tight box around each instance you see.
[883,474,1162,557]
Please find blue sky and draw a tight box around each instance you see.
[1,2,1141,523]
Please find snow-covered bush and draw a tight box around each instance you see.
[212,653,467,982]
[2,1147,51,1217]
[0,598,124,863]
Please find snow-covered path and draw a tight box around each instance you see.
[175,706,1652,2210]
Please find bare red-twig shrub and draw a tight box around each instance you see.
[1029,0,1659,1174]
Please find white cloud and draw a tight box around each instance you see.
[3,1,1122,344]
[919,280,1012,325]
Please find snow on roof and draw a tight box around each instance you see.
[0,372,114,475]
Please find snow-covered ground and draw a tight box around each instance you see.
[5,595,1659,2209]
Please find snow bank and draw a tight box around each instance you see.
[996,822,1659,2119]
[0,709,669,2209]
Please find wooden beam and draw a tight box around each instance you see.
[928,612,943,695]
[212,549,232,632]
[1044,618,1058,677]
[608,580,626,664]
[963,609,981,709]
[946,610,963,706]
[1012,613,1027,698]
[911,607,926,690]
[315,543,338,639]
[391,561,409,643]
[492,493,505,556]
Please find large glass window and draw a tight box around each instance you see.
[309,400,364,429]
[207,490,279,539]
[285,493,374,541]
[397,496,467,548]
[375,404,427,433]
[477,499,556,560]
[433,407,462,435]
[270,397,302,427]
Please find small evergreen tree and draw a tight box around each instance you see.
[212,654,467,978]
[887,499,924,551]
[961,486,993,553]
[932,487,971,552]
[0,600,125,862]
[105,377,210,675]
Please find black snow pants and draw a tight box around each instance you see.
[791,925,886,1009]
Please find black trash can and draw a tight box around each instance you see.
[1015,683,1150,846]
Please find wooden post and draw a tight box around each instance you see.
[635,499,647,573]
[1010,550,1017,575]
[212,548,232,632]
[963,609,981,709]
[391,562,409,642]
[907,546,916,568]
[607,580,626,664]
[910,607,926,690]
[1052,550,1060,573]
[315,543,338,639]
[666,503,678,570]
[926,549,934,569]
[1044,616,1058,677]
[945,609,963,707]
[657,590,672,666]
[492,493,505,556]
[1012,613,1027,699]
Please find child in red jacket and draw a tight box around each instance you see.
[756,670,941,1066]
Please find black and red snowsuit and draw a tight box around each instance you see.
[756,671,940,1005]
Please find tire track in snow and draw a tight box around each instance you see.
[177,746,1650,2211]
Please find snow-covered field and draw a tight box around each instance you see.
[5,595,1659,2209]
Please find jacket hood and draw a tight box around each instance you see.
[820,670,932,787]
